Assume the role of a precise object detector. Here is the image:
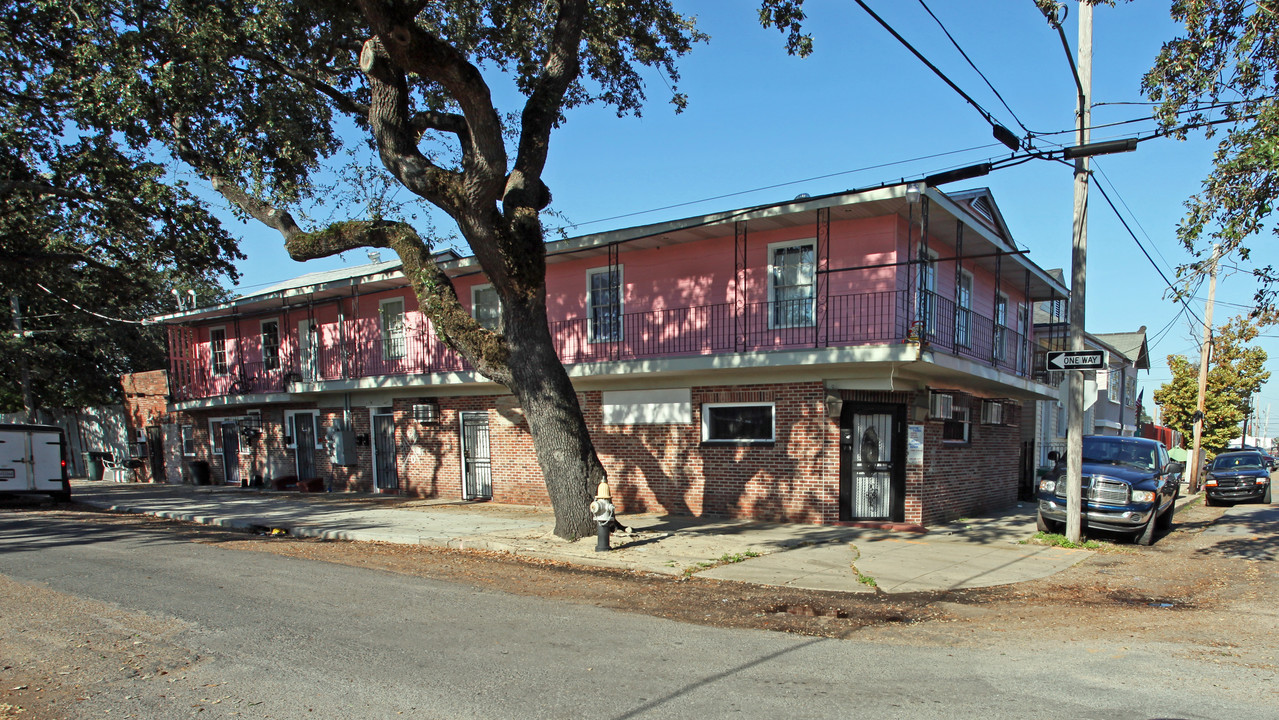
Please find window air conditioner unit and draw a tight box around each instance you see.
[413,401,440,424]
[981,400,1004,425]
[929,392,954,420]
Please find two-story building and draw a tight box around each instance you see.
[150,183,1066,527]
[1024,289,1150,481]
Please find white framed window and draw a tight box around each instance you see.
[380,298,406,360]
[472,284,502,331]
[768,239,816,329]
[180,425,195,456]
[587,266,622,342]
[1108,370,1122,403]
[701,402,775,444]
[209,326,228,376]
[956,269,973,347]
[993,293,1009,361]
[260,319,280,371]
[208,417,231,454]
[284,410,324,449]
[1125,375,1138,407]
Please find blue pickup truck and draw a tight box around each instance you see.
[1035,435,1179,545]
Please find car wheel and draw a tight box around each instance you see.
[1135,513,1157,546]
[1264,484,1273,505]
[1204,495,1217,507]
[47,491,71,504]
[1156,502,1174,531]
[1036,511,1060,534]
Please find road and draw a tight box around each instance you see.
[1,505,1276,719]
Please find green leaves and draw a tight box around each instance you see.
[1143,1,1279,312]
[1153,314,1270,457]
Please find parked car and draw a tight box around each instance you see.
[1035,435,1179,545]
[1227,445,1276,470]
[1204,451,1273,506]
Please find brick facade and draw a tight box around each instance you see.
[171,379,1021,527]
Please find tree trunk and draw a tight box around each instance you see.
[503,296,601,540]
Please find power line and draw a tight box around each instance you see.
[34,283,147,325]
[1089,182,1206,329]
[914,0,1029,137]
[852,0,1021,150]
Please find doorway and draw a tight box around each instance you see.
[839,403,906,522]
[459,411,492,500]
[292,412,318,480]
[371,408,399,492]
[219,421,241,486]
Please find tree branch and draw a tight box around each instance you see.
[0,181,138,208]
[285,219,513,384]
[508,0,587,212]
[358,38,468,215]
[241,49,371,126]
[356,0,509,204]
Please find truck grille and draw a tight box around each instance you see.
[1055,476,1130,504]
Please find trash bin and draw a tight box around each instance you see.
[189,460,211,486]
[83,451,109,482]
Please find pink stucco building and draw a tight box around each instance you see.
[150,183,1066,527]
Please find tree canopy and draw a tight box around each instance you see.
[1153,314,1269,457]
[1143,0,1279,312]
[1,0,242,413]
[24,0,808,538]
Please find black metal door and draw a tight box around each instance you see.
[220,422,241,486]
[373,413,398,491]
[839,404,906,521]
[146,426,164,482]
[294,413,317,480]
[460,412,492,500]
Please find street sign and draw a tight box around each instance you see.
[1046,350,1107,370]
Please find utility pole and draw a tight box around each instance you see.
[1188,244,1220,493]
[1064,2,1093,544]
[10,294,36,423]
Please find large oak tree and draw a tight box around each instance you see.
[60,0,809,539]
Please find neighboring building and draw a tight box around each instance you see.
[149,183,1066,527]
[1024,293,1150,476]
[120,370,179,483]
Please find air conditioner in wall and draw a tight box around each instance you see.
[981,400,1004,425]
[929,392,954,420]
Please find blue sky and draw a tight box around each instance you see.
[213,1,1277,439]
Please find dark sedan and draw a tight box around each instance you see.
[1204,451,1273,505]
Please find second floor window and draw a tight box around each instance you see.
[587,266,622,342]
[472,284,502,331]
[381,299,406,360]
[1108,369,1122,403]
[210,327,227,375]
[993,294,1008,361]
[770,240,815,328]
[956,270,973,347]
[261,320,280,371]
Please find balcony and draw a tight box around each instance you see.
[169,289,1030,402]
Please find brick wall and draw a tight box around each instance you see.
[171,380,1022,527]
[120,371,171,482]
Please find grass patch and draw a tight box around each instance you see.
[1029,531,1102,550]
[682,550,762,576]
[857,573,878,588]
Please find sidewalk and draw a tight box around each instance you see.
[69,480,1101,594]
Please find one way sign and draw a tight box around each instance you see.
[1046,350,1107,370]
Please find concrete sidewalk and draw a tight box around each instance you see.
[68,480,1099,594]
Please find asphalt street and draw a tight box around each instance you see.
[2,508,1275,720]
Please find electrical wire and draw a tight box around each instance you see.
[851,0,1017,146]
[1089,183,1206,330]
[34,283,147,325]
[915,0,1029,136]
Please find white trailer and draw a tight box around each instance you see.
[0,423,71,502]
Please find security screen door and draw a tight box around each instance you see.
[459,412,492,500]
[844,412,897,521]
[372,412,399,491]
